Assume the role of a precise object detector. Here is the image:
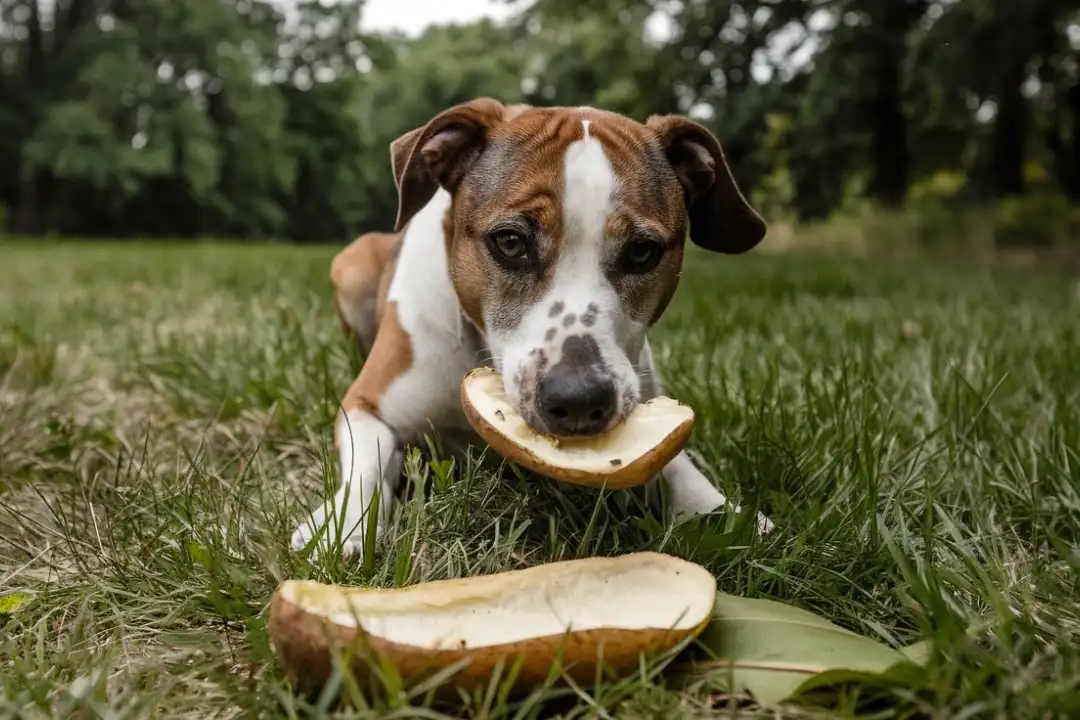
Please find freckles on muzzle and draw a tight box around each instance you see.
[516,333,631,438]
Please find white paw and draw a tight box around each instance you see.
[659,452,777,536]
[290,518,380,562]
[752,509,776,535]
[339,536,368,561]
[671,498,776,536]
[667,485,727,520]
[722,503,776,535]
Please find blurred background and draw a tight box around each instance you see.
[2,0,1078,260]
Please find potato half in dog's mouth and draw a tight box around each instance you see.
[268,551,716,698]
[459,366,695,489]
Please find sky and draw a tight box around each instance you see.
[345,0,825,121]
[11,0,517,36]
[358,0,685,43]
[359,0,520,37]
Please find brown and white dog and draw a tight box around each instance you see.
[291,98,774,560]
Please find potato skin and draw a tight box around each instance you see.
[459,378,695,490]
[268,584,709,701]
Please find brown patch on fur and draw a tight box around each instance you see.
[616,243,686,326]
[332,296,352,340]
[502,103,533,122]
[577,113,689,328]
[577,108,762,324]
[340,300,413,420]
[330,231,403,354]
[375,244,401,327]
[645,114,767,254]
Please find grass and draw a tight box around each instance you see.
[1,239,1079,718]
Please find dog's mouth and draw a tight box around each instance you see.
[517,406,555,438]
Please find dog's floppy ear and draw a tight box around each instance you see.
[390,97,506,232]
[390,126,424,192]
[646,114,766,254]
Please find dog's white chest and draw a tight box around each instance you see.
[380,190,485,437]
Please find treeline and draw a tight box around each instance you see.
[1,0,1078,242]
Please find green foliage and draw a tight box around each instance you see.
[779,193,1080,265]
[908,169,968,205]
[994,194,1080,249]
[0,592,33,616]
[682,592,929,707]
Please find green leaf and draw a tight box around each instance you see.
[0,591,34,615]
[899,638,934,665]
[678,592,929,708]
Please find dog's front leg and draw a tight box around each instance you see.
[636,341,774,534]
[659,451,774,534]
[291,406,403,560]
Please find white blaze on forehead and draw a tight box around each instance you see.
[562,124,614,255]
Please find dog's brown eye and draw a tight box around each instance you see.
[488,230,534,268]
[621,239,664,273]
[494,232,526,259]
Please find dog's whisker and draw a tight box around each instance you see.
[475,351,503,365]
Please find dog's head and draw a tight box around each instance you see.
[391,98,766,438]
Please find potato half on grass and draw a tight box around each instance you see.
[269,551,716,699]
[459,367,695,489]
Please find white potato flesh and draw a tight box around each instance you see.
[462,367,693,473]
[278,553,716,650]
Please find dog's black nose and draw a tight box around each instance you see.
[537,367,618,437]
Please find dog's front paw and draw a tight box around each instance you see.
[752,511,776,535]
[669,492,776,535]
[290,516,382,563]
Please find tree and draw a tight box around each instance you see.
[1,0,1077,240]
[913,0,1067,198]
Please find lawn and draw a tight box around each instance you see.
[1,241,1078,718]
